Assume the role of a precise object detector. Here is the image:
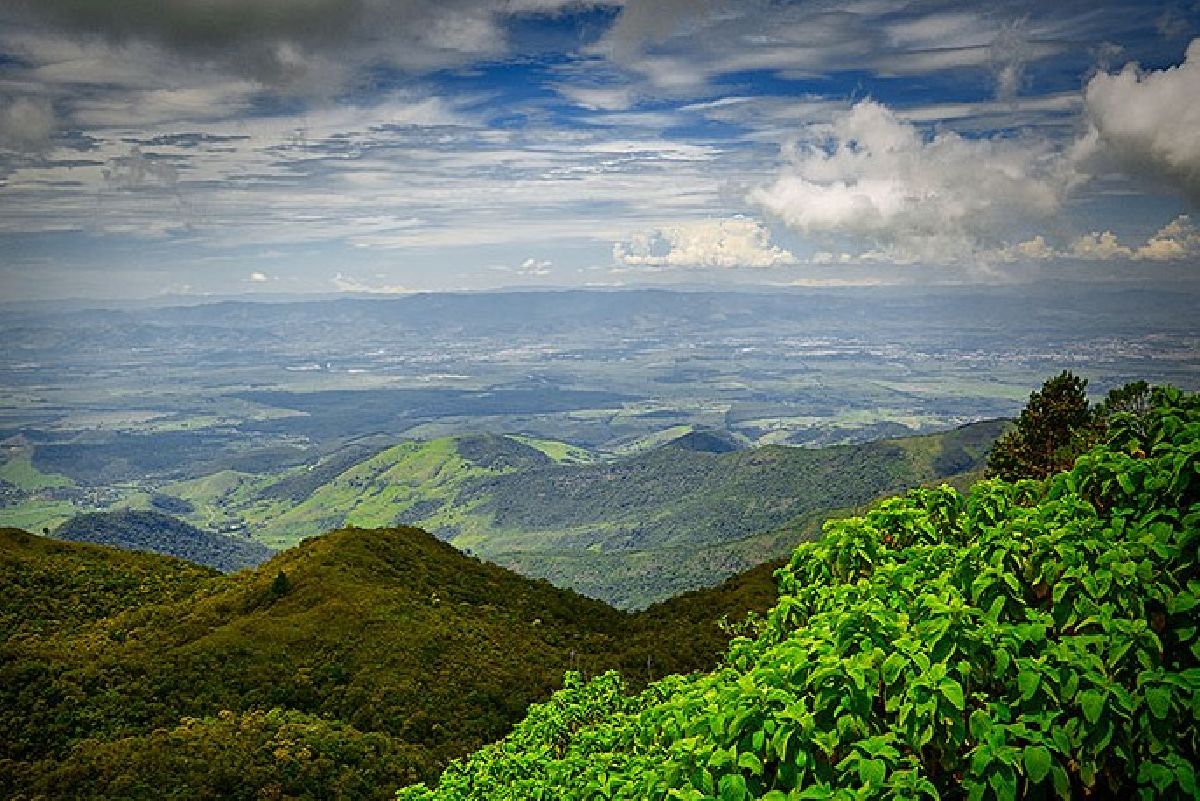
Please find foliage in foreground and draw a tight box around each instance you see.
[401,386,1200,800]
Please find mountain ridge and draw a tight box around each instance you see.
[0,522,781,799]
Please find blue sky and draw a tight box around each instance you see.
[0,0,1197,299]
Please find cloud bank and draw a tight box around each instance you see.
[1003,215,1200,262]
[747,100,1079,263]
[613,217,796,269]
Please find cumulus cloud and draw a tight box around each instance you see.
[0,96,55,152]
[1083,38,1200,203]
[1133,214,1200,260]
[1068,230,1133,260]
[1000,215,1200,262]
[747,100,1078,263]
[613,216,796,269]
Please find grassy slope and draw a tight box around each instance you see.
[162,421,1006,607]
[0,525,784,799]
[0,448,74,490]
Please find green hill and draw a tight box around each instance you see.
[164,420,1005,608]
[54,509,275,572]
[0,524,782,800]
[400,385,1200,801]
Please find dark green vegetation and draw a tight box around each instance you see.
[0,523,780,800]
[400,385,1200,800]
[988,372,1155,482]
[55,509,275,572]
[150,420,1004,608]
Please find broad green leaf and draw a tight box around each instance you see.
[1018,670,1041,701]
[718,773,747,801]
[882,653,906,685]
[989,766,1018,801]
[736,752,763,776]
[1023,745,1052,784]
[969,709,992,740]
[940,678,965,710]
[859,758,886,785]
[1050,765,1071,800]
[1145,687,1171,719]
[1079,690,1106,725]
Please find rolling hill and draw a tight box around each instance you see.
[54,509,275,572]
[158,419,1006,607]
[0,524,781,800]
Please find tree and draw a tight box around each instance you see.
[987,371,1094,481]
[270,570,290,599]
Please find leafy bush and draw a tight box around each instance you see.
[402,385,1200,800]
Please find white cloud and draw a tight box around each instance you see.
[516,257,553,276]
[1068,230,1133,260]
[248,271,270,282]
[1134,214,1200,260]
[554,85,637,111]
[998,215,1200,262]
[332,272,415,294]
[747,100,1078,263]
[0,96,54,152]
[988,20,1033,101]
[1083,38,1200,203]
[613,216,796,269]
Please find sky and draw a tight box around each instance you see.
[0,0,1198,300]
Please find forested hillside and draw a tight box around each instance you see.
[158,420,1004,607]
[401,385,1200,800]
[0,524,779,800]
[54,509,274,572]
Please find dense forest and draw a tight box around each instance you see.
[54,509,274,572]
[0,524,779,799]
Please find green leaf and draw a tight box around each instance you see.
[1050,766,1071,800]
[1018,670,1041,701]
[859,758,886,785]
[1177,761,1196,795]
[1079,690,1106,725]
[940,678,965,710]
[989,765,1018,801]
[1023,745,1053,784]
[718,773,748,801]
[969,709,992,740]
[736,752,763,776]
[882,653,906,685]
[1169,591,1197,614]
[1145,687,1171,719]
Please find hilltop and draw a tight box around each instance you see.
[0,523,780,800]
